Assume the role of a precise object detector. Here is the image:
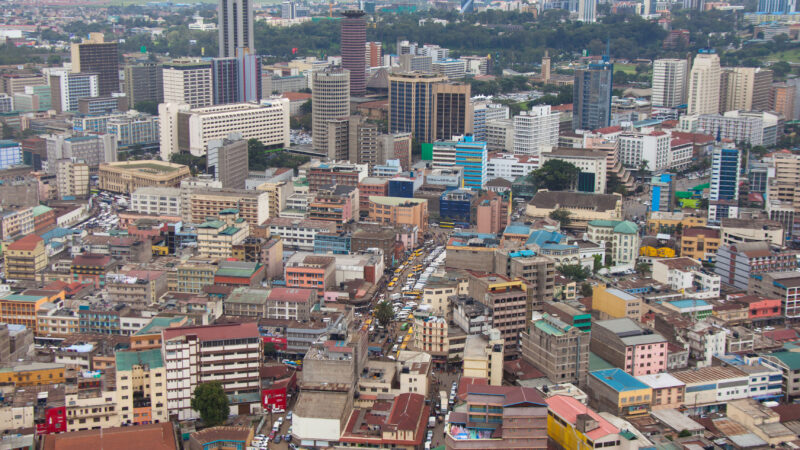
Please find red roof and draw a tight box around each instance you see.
[464,384,546,406]
[72,253,111,267]
[7,234,43,251]
[282,92,312,101]
[268,287,315,303]
[593,125,622,134]
[546,395,619,440]
[670,131,715,144]
[41,422,177,450]
[650,131,667,136]
[764,329,799,342]
[386,393,427,431]
[551,103,573,112]
[671,138,693,147]
[682,227,720,238]
[457,376,489,400]
[163,322,260,342]
[772,403,800,422]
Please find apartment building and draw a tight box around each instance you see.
[266,218,337,251]
[715,241,798,289]
[680,227,721,261]
[586,369,652,417]
[115,348,168,425]
[196,212,249,259]
[55,160,90,199]
[592,285,642,321]
[520,312,589,385]
[5,234,47,282]
[162,323,261,420]
[284,254,336,295]
[189,188,270,226]
[176,262,217,294]
[463,331,504,386]
[368,196,428,232]
[162,60,212,108]
[256,181,293,219]
[467,274,529,352]
[130,186,182,216]
[591,318,668,376]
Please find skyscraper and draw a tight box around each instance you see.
[49,70,99,113]
[237,53,262,103]
[577,0,596,22]
[709,144,741,224]
[513,106,560,157]
[212,58,239,105]
[124,63,164,107]
[719,67,773,113]
[757,0,795,13]
[163,61,213,108]
[218,0,255,58]
[312,68,351,157]
[388,72,448,143]
[281,0,297,19]
[652,59,688,108]
[541,51,551,83]
[687,51,721,116]
[432,83,472,141]
[341,11,367,96]
[70,33,120,96]
[207,133,249,189]
[572,59,613,131]
[366,42,383,68]
[460,0,475,13]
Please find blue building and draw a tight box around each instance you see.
[650,173,674,212]
[432,135,487,189]
[758,0,794,13]
[388,178,415,198]
[709,145,740,224]
[573,59,613,131]
[314,232,351,254]
[440,189,473,223]
[0,140,21,170]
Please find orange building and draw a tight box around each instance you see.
[285,254,336,295]
[368,196,428,232]
[0,293,51,328]
[773,83,796,121]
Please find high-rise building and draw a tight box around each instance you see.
[218,0,254,58]
[124,63,164,107]
[432,135,487,189]
[432,83,472,141]
[341,11,367,96]
[312,68,351,157]
[207,133,249,189]
[159,99,290,160]
[520,311,590,385]
[773,83,796,121]
[347,116,380,165]
[162,60,213,108]
[282,0,296,19]
[389,72,448,143]
[237,53,262,103]
[211,54,262,105]
[709,144,741,224]
[49,70,99,113]
[578,0,597,22]
[652,59,688,108]
[687,51,721,116]
[471,100,509,142]
[757,0,795,12]
[572,59,613,131]
[70,33,120,96]
[212,58,239,105]
[366,42,382,68]
[0,73,47,95]
[541,51,551,83]
[719,67,773,112]
[460,0,475,12]
[513,106,560,157]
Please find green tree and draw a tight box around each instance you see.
[374,301,394,327]
[549,208,572,227]
[191,381,229,426]
[264,342,277,356]
[170,153,206,175]
[134,100,159,115]
[580,282,593,298]
[557,264,591,282]
[593,254,603,273]
[529,160,581,191]
[635,262,650,275]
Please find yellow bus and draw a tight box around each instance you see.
[388,281,395,288]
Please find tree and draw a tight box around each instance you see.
[264,342,277,356]
[529,160,581,191]
[549,208,572,227]
[374,301,394,327]
[191,381,229,426]
[593,254,603,273]
[635,262,650,275]
[580,283,593,298]
[134,100,159,115]
[557,264,591,282]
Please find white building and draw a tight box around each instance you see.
[587,220,640,267]
[540,148,607,193]
[130,186,182,216]
[471,99,509,142]
[486,152,538,182]
[512,105,559,157]
[432,59,467,79]
[266,217,336,251]
[159,99,290,160]
[686,322,726,367]
[486,118,515,152]
[687,52,721,116]
[162,60,213,108]
[651,257,721,299]
[618,131,671,171]
[652,59,688,108]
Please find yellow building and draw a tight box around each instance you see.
[98,160,191,194]
[196,210,249,260]
[368,196,429,232]
[646,211,707,236]
[176,262,216,293]
[421,280,459,315]
[462,331,504,386]
[546,395,623,450]
[0,294,50,328]
[0,362,65,387]
[5,234,47,281]
[680,227,721,261]
[526,191,622,229]
[115,348,168,425]
[592,284,642,321]
[587,368,652,417]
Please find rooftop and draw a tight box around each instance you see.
[546,395,619,441]
[115,348,164,372]
[635,373,684,390]
[530,191,620,212]
[590,368,650,392]
[41,422,177,450]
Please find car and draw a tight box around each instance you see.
[427,430,434,441]
[274,435,282,444]
[289,444,299,450]
[268,430,276,440]
[284,434,292,442]
[277,416,285,425]
[287,411,293,421]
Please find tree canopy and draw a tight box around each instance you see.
[191,381,229,426]
[529,160,581,191]
[549,208,572,227]
[557,264,591,282]
[374,301,394,327]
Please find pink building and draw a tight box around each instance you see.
[308,185,359,231]
[635,373,685,410]
[476,194,507,235]
[284,255,336,296]
[590,318,668,376]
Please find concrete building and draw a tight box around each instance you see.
[468,274,530,352]
[55,160,89,199]
[218,0,254,57]
[635,373,685,410]
[687,51,721,116]
[749,270,800,319]
[130,186,182,216]
[513,106,560,157]
[312,68,350,157]
[266,218,337,251]
[45,134,117,171]
[431,135,487,189]
[70,33,119,96]
[115,348,168,425]
[591,318,668,376]
[652,59,688,108]
[98,160,191,194]
[368,196,428,232]
[388,72,448,144]
[159,99,289,160]
[162,60,213,108]
[546,395,626,450]
[720,67,773,112]
[49,70,99,113]
[196,211,249,259]
[462,331,504,386]
[5,234,47,281]
[715,241,798,289]
[124,63,164,106]
[207,135,248,189]
[520,312,589,385]
[472,100,509,142]
[432,82,472,141]
[618,131,671,172]
[526,191,622,230]
[541,148,607,193]
[586,220,639,267]
[592,285,642,321]
[586,368,652,417]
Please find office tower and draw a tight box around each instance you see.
[124,63,163,107]
[49,70,99,113]
[56,160,90,199]
[432,83,472,141]
[472,100,509,142]
[720,67,773,113]
[0,73,47,95]
[163,60,213,108]
[513,106,560,157]
[652,59,688,108]
[71,33,120,96]
[159,99,290,160]
[687,51,721,116]
[389,72,448,144]
[218,0,255,58]
[348,116,380,166]
[432,135,487,189]
[432,59,467,80]
[207,134,249,189]
[366,42,382,68]
[578,0,596,22]
[312,68,350,157]
[709,144,741,224]
[758,0,795,12]
[341,11,367,96]
[773,83,796,121]
[572,59,613,131]
[461,0,475,12]
[282,0,296,19]
[13,85,51,112]
[378,132,413,171]
[398,54,433,72]
[212,58,239,105]
[237,53,262,103]
[541,51,551,83]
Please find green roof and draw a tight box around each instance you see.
[589,352,616,371]
[198,220,225,229]
[767,351,800,370]
[219,208,239,214]
[588,219,638,234]
[220,226,241,236]
[115,349,164,371]
[226,287,270,304]
[2,294,46,302]
[588,219,619,228]
[534,319,567,336]
[134,316,186,336]
[215,264,262,278]
[31,205,53,217]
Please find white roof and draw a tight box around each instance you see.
[650,408,704,432]
[635,373,685,389]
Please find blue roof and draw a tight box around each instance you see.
[40,227,80,244]
[666,299,711,309]
[590,368,649,392]
[526,229,567,247]
[509,249,537,258]
[503,223,531,235]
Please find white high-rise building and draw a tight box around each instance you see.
[512,105,559,159]
[312,68,350,157]
[618,131,671,172]
[162,61,213,108]
[652,59,688,108]
[218,0,255,58]
[159,99,290,160]
[687,52,721,116]
[472,99,510,142]
[578,0,597,22]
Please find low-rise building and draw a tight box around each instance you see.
[590,318,667,376]
[634,373,685,410]
[586,219,639,267]
[5,234,47,281]
[652,257,721,299]
[592,285,642,321]
[546,395,624,450]
[98,160,191,194]
[586,368,652,417]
